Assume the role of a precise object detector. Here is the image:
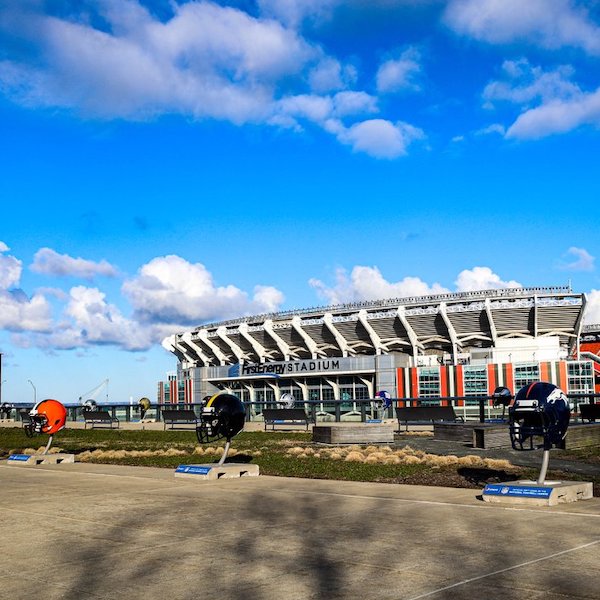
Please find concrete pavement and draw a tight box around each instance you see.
[1,460,599,600]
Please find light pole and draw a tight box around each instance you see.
[28,379,37,404]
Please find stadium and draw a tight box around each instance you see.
[160,286,600,411]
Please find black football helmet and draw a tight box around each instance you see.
[492,386,512,407]
[509,382,570,451]
[196,393,246,444]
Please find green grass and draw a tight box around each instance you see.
[0,427,437,483]
[1,426,598,492]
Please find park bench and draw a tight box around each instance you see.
[83,410,120,429]
[395,405,463,432]
[161,409,199,430]
[262,408,311,431]
[579,403,600,423]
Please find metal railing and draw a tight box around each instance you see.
[8,392,599,426]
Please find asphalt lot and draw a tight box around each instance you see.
[1,460,599,600]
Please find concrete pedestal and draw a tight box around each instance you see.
[174,463,259,481]
[7,453,75,466]
[482,480,593,506]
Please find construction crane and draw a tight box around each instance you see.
[78,379,109,407]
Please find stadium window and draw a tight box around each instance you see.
[514,364,540,390]
[567,362,594,394]
[321,385,335,402]
[340,387,354,401]
[354,385,369,400]
[463,366,488,405]
[418,368,440,404]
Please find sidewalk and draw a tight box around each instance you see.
[1,461,599,600]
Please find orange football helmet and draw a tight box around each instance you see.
[26,399,67,437]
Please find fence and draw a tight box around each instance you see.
[8,392,599,425]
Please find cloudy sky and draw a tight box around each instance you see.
[1,0,600,404]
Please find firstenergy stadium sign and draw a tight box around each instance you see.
[241,359,341,376]
[225,357,376,378]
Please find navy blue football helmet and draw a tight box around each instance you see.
[196,393,246,444]
[374,390,392,410]
[509,382,570,451]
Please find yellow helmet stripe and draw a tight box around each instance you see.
[205,393,221,408]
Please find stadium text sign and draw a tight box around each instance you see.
[241,359,341,376]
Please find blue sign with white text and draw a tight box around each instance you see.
[483,484,552,499]
[8,454,31,462]
[175,465,212,475]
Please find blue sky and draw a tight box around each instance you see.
[1,0,600,405]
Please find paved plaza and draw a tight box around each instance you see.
[1,461,599,600]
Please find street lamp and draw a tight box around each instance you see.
[27,379,37,404]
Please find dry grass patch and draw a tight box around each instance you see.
[284,442,514,472]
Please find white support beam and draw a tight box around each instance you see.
[263,319,293,361]
[323,313,353,357]
[217,326,246,363]
[292,316,322,359]
[396,306,421,361]
[181,332,212,366]
[238,323,268,363]
[358,310,386,354]
[439,303,459,364]
[162,335,189,365]
[485,298,498,343]
[198,329,228,366]
[358,375,374,398]
[324,377,340,400]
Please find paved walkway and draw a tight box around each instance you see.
[1,461,599,600]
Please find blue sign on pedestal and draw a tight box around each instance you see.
[483,484,552,499]
[175,465,212,475]
[8,454,31,462]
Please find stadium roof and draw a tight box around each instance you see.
[163,286,585,367]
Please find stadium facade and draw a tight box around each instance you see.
[160,286,600,406]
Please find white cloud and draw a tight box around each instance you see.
[483,60,580,108]
[506,87,600,139]
[480,58,600,140]
[335,119,425,159]
[62,285,152,350]
[584,290,600,324]
[31,248,118,279]
[310,265,522,304]
[0,0,317,123]
[376,48,422,94]
[0,1,423,160]
[0,290,53,332]
[308,57,346,93]
[252,285,285,313]
[454,267,521,292]
[559,247,595,272]
[122,255,285,325]
[444,0,600,55]
[0,242,52,332]
[276,94,333,124]
[332,91,378,117]
[0,242,22,289]
[310,266,450,304]
[257,0,339,28]
[474,123,505,136]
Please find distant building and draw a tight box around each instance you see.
[159,286,599,406]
